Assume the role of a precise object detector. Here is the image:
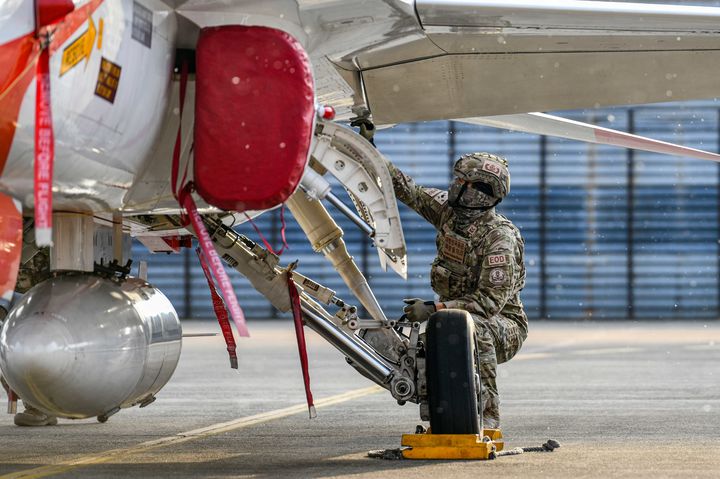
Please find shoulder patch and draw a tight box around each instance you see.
[427,188,448,206]
[489,268,508,285]
[487,254,507,267]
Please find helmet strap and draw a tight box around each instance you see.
[448,182,468,208]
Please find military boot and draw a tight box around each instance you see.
[14,404,57,427]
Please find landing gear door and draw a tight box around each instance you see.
[312,120,407,279]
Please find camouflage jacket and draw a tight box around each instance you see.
[386,162,528,332]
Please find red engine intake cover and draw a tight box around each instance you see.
[194,26,315,211]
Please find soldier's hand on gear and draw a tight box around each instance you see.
[350,118,376,143]
[402,298,436,323]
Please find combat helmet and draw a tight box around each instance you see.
[448,152,511,210]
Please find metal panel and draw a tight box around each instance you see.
[363,50,720,124]
[416,0,720,31]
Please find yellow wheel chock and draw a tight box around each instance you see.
[401,429,504,460]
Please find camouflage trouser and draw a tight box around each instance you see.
[471,314,527,429]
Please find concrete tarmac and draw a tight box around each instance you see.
[1,320,719,478]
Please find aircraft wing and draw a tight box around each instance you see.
[458,112,720,163]
[359,0,720,125]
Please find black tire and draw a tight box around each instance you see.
[425,309,481,434]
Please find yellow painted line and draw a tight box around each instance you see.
[571,347,643,356]
[685,343,717,351]
[513,352,556,360]
[514,346,646,361]
[1,385,382,479]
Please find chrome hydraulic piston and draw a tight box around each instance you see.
[202,218,399,389]
[301,302,394,385]
[286,190,389,325]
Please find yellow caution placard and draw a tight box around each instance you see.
[94,58,121,103]
[60,16,97,76]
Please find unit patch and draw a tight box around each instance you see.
[489,268,507,285]
[482,161,501,177]
[94,58,121,103]
[429,189,448,207]
[442,235,467,264]
[132,1,153,48]
[487,254,507,267]
[466,224,478,235]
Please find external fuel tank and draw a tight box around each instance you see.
[0,273,182,420]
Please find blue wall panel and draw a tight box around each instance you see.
[134,103,720,321]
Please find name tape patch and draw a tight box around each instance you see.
[487,254,507,266]
[442,235,467,264]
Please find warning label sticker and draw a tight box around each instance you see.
[60,17,97,76]
[94,58,121,103]
[131,1,153,48]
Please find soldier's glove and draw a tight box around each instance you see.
[350,118,376,144]
[402,298,436,323]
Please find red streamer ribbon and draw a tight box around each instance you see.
[183,187,249,337]
[287,273,315,418]
[196,247,238,369]
[170,60,248,338]
[34,44,54,246]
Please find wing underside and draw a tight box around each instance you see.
[360,0,720,124]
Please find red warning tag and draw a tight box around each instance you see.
[182,189,250,337]
[196,247,238,369]
[34,46,54,247]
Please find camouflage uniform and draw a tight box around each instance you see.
[386,156,528,428]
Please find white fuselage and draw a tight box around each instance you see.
[1,0,177,213]
[0,0,420,215]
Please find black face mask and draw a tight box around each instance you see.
[448,180,501,211]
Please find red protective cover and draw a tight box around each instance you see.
[0,193,22,301]
[36,0,75,29]
[194,26,315,211]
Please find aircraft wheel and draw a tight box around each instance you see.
[425,309,481,434]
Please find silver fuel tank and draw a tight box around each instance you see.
[0,273,182,419]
